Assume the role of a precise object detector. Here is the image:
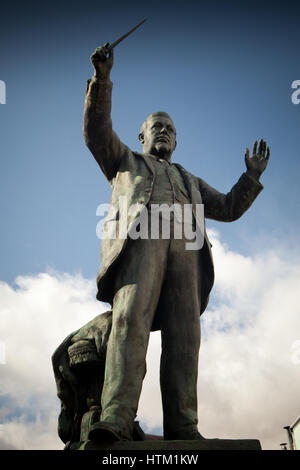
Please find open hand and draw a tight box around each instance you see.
[245,139,270,180]
[90,43,114,80]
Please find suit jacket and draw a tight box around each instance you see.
[83,76,263,328]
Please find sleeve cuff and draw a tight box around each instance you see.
[244,170,264,190]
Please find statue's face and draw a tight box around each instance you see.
[139,113,177,160]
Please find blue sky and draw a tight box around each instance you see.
[1,0,300,286]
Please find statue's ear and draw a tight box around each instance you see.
[174,140,177,150]
[138,132,144,144]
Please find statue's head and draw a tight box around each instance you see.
[138,112,177,161]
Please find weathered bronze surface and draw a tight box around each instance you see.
[53,43,269,448]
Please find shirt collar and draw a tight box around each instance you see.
[148,154,172,165]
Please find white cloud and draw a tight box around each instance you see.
[196,230,300,449]
[0,271,107,450]
[0,232,300,450]
[139,230,300,449]
[0,412,59,450]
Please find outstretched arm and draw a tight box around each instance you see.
[199,139,270,221]
[83,45,126,182]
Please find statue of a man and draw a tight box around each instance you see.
[83,45,269,442]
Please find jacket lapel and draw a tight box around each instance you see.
[174,163,203,204]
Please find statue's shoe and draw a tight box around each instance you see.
[88,421,132,442]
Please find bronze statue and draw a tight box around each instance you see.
[80,43,270,442]
[53,40,270,446]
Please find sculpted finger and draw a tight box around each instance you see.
[90,50,98,60]
[103,43,112,57]
[261,140,266,158]
[261,141,267,159]
[94,46,103,56]
[252,141,257,157]
[266,146,270,160]
[91,51,101,62]
[262,139,266,158]
[258,138,264,157]
[94,46,107,62]
[245,147,250,164]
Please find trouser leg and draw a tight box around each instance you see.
[100,236,169,437]
[159,236,202,439]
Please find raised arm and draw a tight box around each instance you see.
[83,45,126,182]
[199,139,270,221]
